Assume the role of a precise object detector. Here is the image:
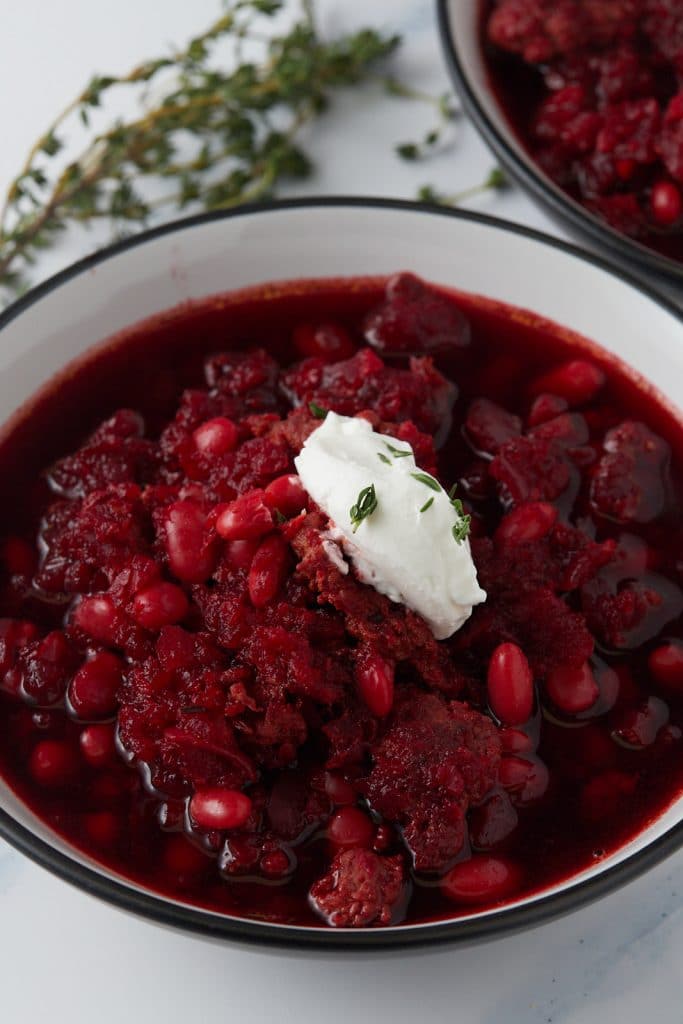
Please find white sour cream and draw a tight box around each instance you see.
[294,412,486,639]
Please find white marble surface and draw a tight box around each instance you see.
[1,2,682,1021]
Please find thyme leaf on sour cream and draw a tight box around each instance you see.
[385,442,411,459]
[410,471,441,492]
[349,484,378,533]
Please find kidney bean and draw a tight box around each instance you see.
[293,322,356,361]
[73,596,119,646]
[215,490,273,542]
[164,501,217,583]
[441,855,522,905]
[649,640,683,693]
[248,534,290,607]
[133,582,189,631]
[190,787,253,830]
[327,807,374,849]
[29,739,79,788]
[499,755,550,804]
[487,643,534,725]
[192,417,238,456]
[532,359,605,406]
[528,393,569,427]
[356,652,395,718]
[260,849,293,878]
[69,652,123,719]
[79,723,117,768]
[500,728,535,754]
[264,474,308,518]
[545,662,600,715]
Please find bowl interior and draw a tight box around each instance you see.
[439,0,683,281]
[1,201,682,942]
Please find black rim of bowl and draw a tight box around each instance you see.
[436,0,683,283]
[0,196,682,951]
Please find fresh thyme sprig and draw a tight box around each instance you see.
[389,78,459,162]
[385,442,411,459]
[448,483,471,545]
[350,484,378,533]
[0,0,399,299]
[410,471,441,492]
[417,167,509,208]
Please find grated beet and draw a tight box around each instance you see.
[310,848,405,927]
[363,690,501,872]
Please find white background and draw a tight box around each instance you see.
[1,2,682,1022]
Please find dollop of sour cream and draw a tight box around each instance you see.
[294,412,486,639]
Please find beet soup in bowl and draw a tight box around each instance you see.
[0,199,682,951]
[438,0,683,284]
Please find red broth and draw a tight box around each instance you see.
[0,273,681,928]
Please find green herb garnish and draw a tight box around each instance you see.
[309,401,328,420]
[419,497,434,513]
[377,452,392,465]
[411,472,441,492]
[385,442,411,459]
[349,484,378,533]
[452,516,472,545]
[448,482,471,543]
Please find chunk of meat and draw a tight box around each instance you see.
[590,420,671,524]
[363,273,471,355]
[490,436,576,508]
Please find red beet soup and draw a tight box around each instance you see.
[481,0,683,264]
[0,272,682,929]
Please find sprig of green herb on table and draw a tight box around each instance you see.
[0,0,399,299]
[417,167,509,208]
[349,483,378,533]
[389,78,459,162]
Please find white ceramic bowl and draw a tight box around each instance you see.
[437,1,683,284]
[0,199,681,950]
